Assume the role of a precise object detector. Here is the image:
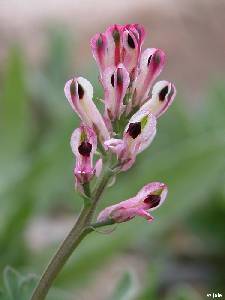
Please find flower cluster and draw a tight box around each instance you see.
[64,24,176,224]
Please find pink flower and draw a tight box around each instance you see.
[140,80,177,118]
[104,108,157,171]
[97,182,168,223]
[90,24,145,79]
[64,77,110,143]
[121,23,146,80]
[132,48,166,107]
[102,64,130,121]
[90,24,123,78]
[70,125,97,188]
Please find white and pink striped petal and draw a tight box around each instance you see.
[102,64,130,120]
[64,77,110,143]
[70,125,97,186]
[141,80,176,118]
[133,48,166,106]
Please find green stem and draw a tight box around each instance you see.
[90,219,115,229]
[30,167,113,300]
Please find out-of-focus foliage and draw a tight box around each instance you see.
[0,267,37,300]
[108,272,137,300]
[0,30,224,300]
[0,266,73,300]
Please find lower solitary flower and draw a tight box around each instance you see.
[97,182,168,223]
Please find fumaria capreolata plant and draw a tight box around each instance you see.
[31,23,176,300]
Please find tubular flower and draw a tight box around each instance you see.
[90,24,123,78]
[97,182,168,223]
[132,48,166,107]
[64,76,110,142]
[140,80,177,118]
[102,64,130,121]
[70,125,97,188]
[90,24,145,80]
[104,108,157,171]
[121,24,146,80]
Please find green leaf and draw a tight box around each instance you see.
[137,266,159,300]
[3,267,20,300]
[108,272,137,300]
[19,274,38,300]
[0,290,8,300]
[0,47,29,158]
[2,268,38,300]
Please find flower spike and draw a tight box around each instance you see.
[141,80,176,118]
[97,182,168,223]
[71,125,97,190]
[64,76,110,143]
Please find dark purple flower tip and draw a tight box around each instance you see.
[78,141,92,156]
[111,74,115,87]
[144,194,161,208]
[112,29,120,44]
[96,34,104,48]
[127,34,135,49]
[147,55,152,66]
[116,68,123,85]
[78,83,84,99]
[158,85,169,101]
[127,122,142,139]
[70,80,76,97]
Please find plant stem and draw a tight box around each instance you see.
[30,167,113,300]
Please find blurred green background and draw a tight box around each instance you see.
[0,1,225,299]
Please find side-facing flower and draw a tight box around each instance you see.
[71,125,97,189]
[91,24,124,78]
[140,80,176,118]
[122,23,145,80]
[64,76,110,143]
[90,32,108,78]
[105,108,157,171]
[132,48,166,107]
[97,182,168,223]
[102,63,130,121]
